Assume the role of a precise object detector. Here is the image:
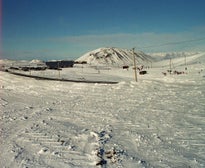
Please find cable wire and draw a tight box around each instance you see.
[137,36,205,49]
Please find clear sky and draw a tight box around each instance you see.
[2,0,205,60]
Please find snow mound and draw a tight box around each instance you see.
[30,59,44,64]
[76,47,154,66]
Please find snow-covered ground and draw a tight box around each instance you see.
[0,52,205,168]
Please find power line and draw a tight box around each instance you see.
[137,36,205,50]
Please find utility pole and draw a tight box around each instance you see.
[185,55,187,71]
[132,48,138,82]
[29,64,31,75]
[169,58,172,74]
[58,61,61,79]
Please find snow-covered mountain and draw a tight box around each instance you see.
[75,47,154,66]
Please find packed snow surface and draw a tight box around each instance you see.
[0,52,205,168]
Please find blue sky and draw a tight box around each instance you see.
[2,0,205,60]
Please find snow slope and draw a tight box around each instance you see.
[0,52,205,168]
[153,52,205,68]
[150,52,199,61]
[75,47,154,67]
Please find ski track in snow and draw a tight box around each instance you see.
[0,58,205,168]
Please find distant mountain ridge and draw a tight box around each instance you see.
[76,47,154,66]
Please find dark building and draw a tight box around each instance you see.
[46,60,74,69]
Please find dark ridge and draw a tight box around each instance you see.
[6,70,119,84]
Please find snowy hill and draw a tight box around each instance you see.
[153,52,205,68]
[150,52,199,61]
[75,47,154,66]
